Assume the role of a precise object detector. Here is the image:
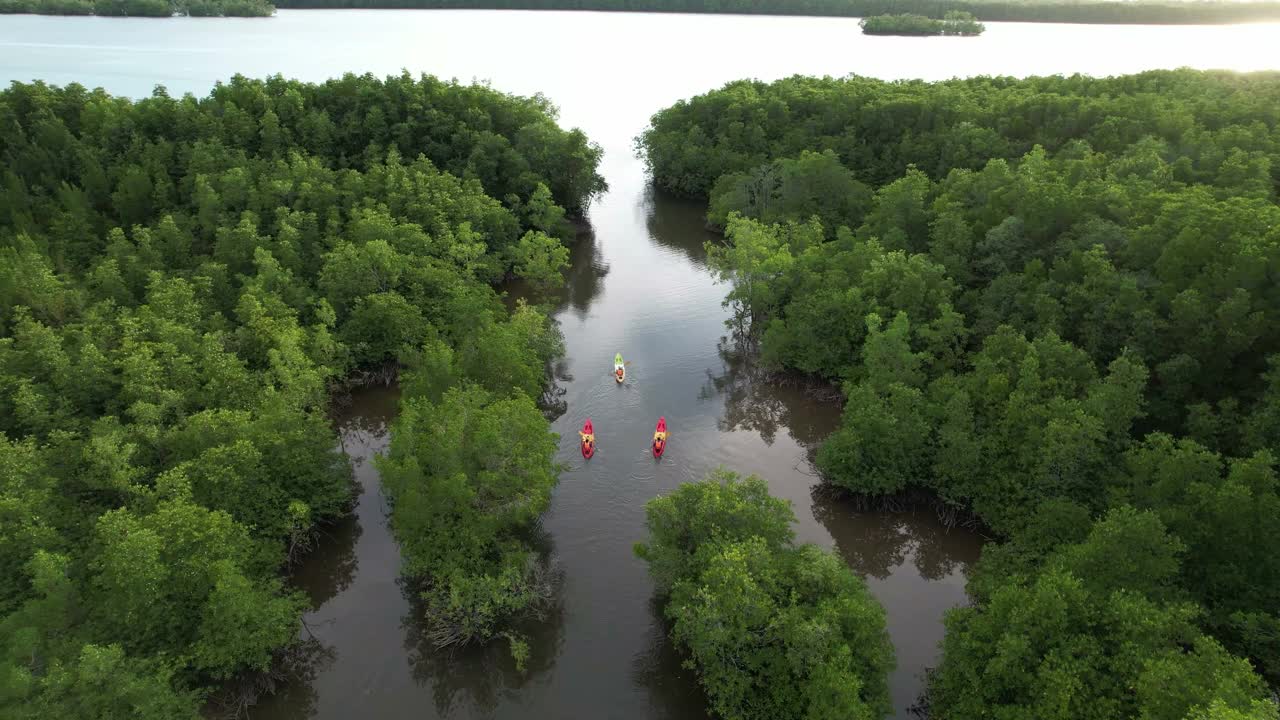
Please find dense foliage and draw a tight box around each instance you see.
[0,0,274,16]
[640,68,1280,714]
[859,13,944,35]
[934,507,1270,720]
[634,469,895,720]
[859,11,984,36]
[376,304,564,666]
[0,72,601,715]
[269,0,1280,25]
[639,70,1280,199]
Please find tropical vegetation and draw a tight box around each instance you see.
[0,71,602,715]
[634,468,895,720]
[639,68,1280,716]
[859,11,985,36]
[376,307,566,666]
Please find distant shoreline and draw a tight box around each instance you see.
[0,0,273,16]
[266,1,1280,26]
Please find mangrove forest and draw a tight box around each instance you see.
[0,71,604,716]
[4,9,1280,718]
[639,67,1280,719]
[859,11,985,36]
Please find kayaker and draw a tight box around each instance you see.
[614,353,627,384]
[580,418,596,459]
[652,417,668,458]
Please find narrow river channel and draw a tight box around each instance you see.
[3,10,1274,718]
[250,181,984,719]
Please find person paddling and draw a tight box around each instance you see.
[580,418,596,459]
[652,416,668,458]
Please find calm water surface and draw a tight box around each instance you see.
[3,10,1276,718]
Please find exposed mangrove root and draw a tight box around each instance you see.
[418,555,564,651]
[810,482,992,536]
[713,337,845,405]
[284,525,319,567]
[907,669,938,719]
[205,637,335,720]
[327,360,401,407]
[792,458,822,477]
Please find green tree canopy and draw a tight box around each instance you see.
[636,469,895,720]
[0,73,595,713]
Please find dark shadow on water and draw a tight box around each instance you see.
[698,339,843,449]
[810,485,983,584]
[334,385,400,439]
[292,512,363,611]
[283,387,399,608]
[561,223,608,320]
[226,637,336,720]
[538,347,572,424]
[401,527,567,716]
[810,487,984,718]
[631,597,709,720]
[245,386,401,720]
[643,185,715,268]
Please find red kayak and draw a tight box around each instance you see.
[652,417,667,458]
[581,419,595,459]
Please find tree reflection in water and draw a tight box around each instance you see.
[811,485,982,583]
[561,224,609,320]
[695,337,981,586]
[539,352,572,424]
[282,389,398,608]
[630,597,709,720]
[222,636,336,720]
[699,338,842,448]
[291,509,363,612]
[502,222,609,323]
[643,187,715,269]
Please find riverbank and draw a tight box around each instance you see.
[268,0,1280,25]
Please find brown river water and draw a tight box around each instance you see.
[4,9,1274,718]
[248,186,983,719]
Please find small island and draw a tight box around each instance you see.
[0,0,273,16]
[860,11,985,36]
